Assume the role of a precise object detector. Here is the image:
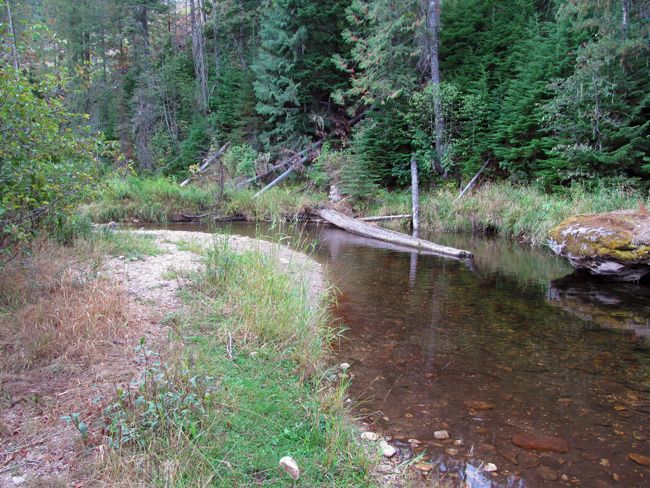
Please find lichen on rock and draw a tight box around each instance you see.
[548,210,650,282]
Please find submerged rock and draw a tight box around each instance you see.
[548,210,650,282]
[512,432,569,453]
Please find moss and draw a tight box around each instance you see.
[549,211,650,263]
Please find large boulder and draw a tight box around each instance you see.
[548,210,650,282]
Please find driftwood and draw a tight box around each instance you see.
[317,209,473,258]
[456,159,491,201]
[180,141,231,187]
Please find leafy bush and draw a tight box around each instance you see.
[0,67,100,262]
[222,144,259,177]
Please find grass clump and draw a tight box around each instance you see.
[101,238,372,486]
[91,230,164,259]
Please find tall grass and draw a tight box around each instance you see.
[367,181,648,245]
[83,176,326,224]
[82,176,218,223]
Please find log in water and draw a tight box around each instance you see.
[316,208,473,259]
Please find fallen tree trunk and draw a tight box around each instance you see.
[180,141,230,187]
[308,214,411,224]
[456,159,490,201]
[253,149,318,198]
[238,140,324,189]
[317,209,473,258]
[238,111,368,189]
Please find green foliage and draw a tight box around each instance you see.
[222,144,259,177]
[104,341,215,448]
[253,0,349,149]
[0,67,99,261]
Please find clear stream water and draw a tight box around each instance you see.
[154,222,650,487]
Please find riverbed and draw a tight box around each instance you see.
[146,221,650,487]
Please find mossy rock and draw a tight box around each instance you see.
[548,210,650,282]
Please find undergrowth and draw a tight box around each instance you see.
[99,237,372,486]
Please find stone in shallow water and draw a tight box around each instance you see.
[465,400,495,411]
[628,453,650,466]
[512,432,569,453]
[434,430,450,440]
[537,466,559,481]
[548,210,650,282]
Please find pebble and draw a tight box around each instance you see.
[415,462,433,472]
[11,477,25,486]
[445,448,459,456]
[408,438,421,445]
[483,463,498,473]
[279,456,300,481]
[361,431,379,442]
[466,400,495,411]
[434,430,450,440]
[628,453,650,466]
[380,441,397,458]
[537,466,559,481]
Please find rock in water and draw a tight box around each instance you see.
[628,453,650,466]
[511,432,569,453]
[548,210,650,282]
[434,430,450,440]
[279,456,300,480]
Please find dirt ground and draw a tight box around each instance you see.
[0,230,322,487]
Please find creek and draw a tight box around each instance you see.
[149,221,650,487]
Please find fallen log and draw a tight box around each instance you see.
[254,149,318,198]
[307,214,412,224]
[180,141,230,187]
[316,209,473,258]
[238,140,324,189]
[238,111,368,189]
[456,159,490,201]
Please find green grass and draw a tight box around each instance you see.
[82,176,218,223]
[90,229,164,259]
[101,238,372,486]
[83,176,326,225]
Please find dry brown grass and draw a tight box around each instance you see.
[0,241,131,375]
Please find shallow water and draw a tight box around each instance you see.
[150,222,650,487]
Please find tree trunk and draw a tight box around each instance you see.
[6,0,19,73]
[190,0,209,113]
[212,0,222,78]
[411,157,420,231]
[317,209,472,258]
[426,0,446,179]
[621,0,630,37]
[132,4,155,170]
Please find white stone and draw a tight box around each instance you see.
[381,442,396,458]
[12,477,26,486]
[361,431,379,441]
[279,456,300,480]
[434,430,450,440]
[483,463,498,473]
